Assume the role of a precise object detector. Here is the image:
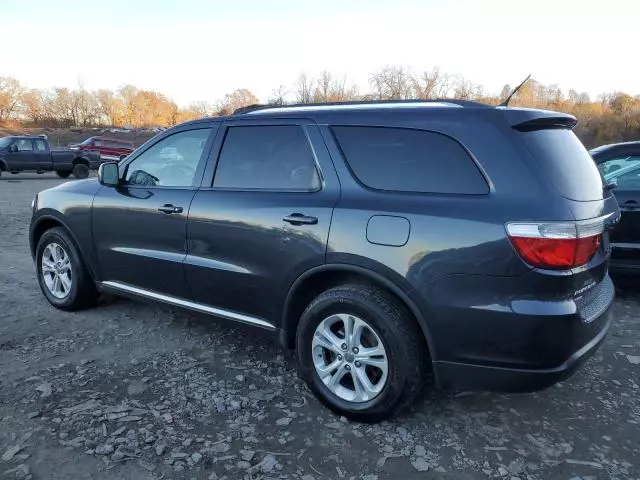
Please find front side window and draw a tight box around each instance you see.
[93,140,103,147]
[332,126,488,194]
[15,139,34,151]
[34,139,47,152]
[124,129,210,187]
[213,126,320,191]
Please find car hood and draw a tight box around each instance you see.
[49,177,102,194]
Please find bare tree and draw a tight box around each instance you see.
[217,88,259,113]
[369,66,413,100]
[294,73,314,104]
[189,100,213,118]
[267,85,288,106]
[413,68,453,99]
[97,89,123,126]
[21,89,45,124]
[0,77,24,121]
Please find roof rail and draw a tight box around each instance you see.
[232,104,276,114]
[232,98,488,115]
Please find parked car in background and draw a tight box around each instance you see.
[590,141,640,274]
[69,136,135,162]
[29,100,618,421]
[0,135,100,179]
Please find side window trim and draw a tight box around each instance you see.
[119,125,217,190]
[201,121,323,193]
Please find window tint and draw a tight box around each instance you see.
[519,129,603,201]
[124,129,210,187]
[615,168,640,190]
[93,140,103,147]
[598,156,640,180]
[213,126,320,191]
[34,139,47,152]
[15,139,33,151]
[332,126,488,194]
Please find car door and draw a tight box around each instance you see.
[33,138,51,169]
[184,120,340,327]
[92,125,217,298]
[598,156,640,269]
[7,139,36,169]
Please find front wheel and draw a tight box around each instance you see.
[296,284,429,422]
[36,227,99,311]
[72,163,90,179]
[56,170,72,178]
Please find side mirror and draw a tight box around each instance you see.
[606,177,618,189]
[98,162,120,187]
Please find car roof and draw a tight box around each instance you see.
[178,100,574,129]
[589,140,640,161]
[93,136,134,143]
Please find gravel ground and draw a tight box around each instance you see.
[0,173,639,480]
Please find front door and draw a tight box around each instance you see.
[184,121,340,326]
[599,156,640,269]
[6,138,36,170]
[92,126,215,298]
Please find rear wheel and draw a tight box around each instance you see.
[296,284,428,422]
[36,227,99,311]
[72,163,90,179]
[56,170,72,178]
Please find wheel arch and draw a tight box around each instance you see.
[72,156,90,166]
[30,213,98,282]
[280,263,436,360]
[0,158,7,171]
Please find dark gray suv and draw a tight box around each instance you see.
[29,100,619,421]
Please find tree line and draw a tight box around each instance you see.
[1,67,639,147]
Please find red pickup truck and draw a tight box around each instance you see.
[69,136,135,161]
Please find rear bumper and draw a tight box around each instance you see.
[433,304,613,392]
[419,273,615,392]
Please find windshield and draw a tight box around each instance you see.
[78,137,94,146]
[0,137,13,148]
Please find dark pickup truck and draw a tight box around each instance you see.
[0,136,101,179]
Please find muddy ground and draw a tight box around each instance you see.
[0,174,638,480]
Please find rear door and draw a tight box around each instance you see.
[597,156,640,270]
[184,119,340,326]
[33,138,51,170]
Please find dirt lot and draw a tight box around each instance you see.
[0,174,639,480]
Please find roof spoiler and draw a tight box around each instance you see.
[498,107,577,131]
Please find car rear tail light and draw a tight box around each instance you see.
[506,218,607,269]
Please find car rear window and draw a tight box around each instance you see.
[519,129,603,201]
[331,126,488,195]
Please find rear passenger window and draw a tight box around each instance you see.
[213,126,320,191]
[332,126,488,194]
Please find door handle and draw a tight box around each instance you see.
[157,204,183,214]
[283,213,318,226]
[622,200,638,210]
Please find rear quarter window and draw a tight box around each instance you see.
[519,129,603,201]
[331,126,488,195]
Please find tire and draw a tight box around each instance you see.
[56,170,72,178]
[35,227,99,311]
[296,284,428,422]
[72,163,90,179]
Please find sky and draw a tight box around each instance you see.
[0,0,638,106]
